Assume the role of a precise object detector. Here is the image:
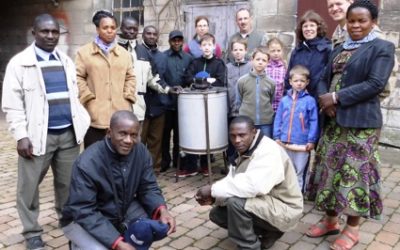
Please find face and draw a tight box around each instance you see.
[120,19,139,40]
[302,21,318,40]
[143,27,159,46]
[200,39,215,58]
[268,42,283,61]
[327,0,352,23]
[33,19,60,52]
[231,42,246,62]
[229,122,257,155]
[347,7,376,41]
[289,73,309,92]
[195,19,209,37]
[236,10,252,34]
[169,37,184,52]
[107,118,140,155]
[96,17,117,44]
[252,52,269,74]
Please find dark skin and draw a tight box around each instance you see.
[142,26,158,48]
[120,18,139,40]
[109,116,176,249]
[18,17,60,159]
[319,7,377,119]
[311,6,374,248]
[195,122,257,205]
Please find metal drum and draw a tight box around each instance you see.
[178,87,228,154]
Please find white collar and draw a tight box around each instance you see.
[34,45,59,61]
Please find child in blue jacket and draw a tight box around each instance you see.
[273,65,318,191]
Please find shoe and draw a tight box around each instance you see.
[330,227,359,250]
[26,236,45,250]
[260,231,284,249]
[201,167,210,177]
[160,165,170,173]
[175,170,198,178]
[306,219,340,238]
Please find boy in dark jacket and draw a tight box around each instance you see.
[182,33,227,177]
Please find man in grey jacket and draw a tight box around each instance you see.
[196,116,303,250]
[1,14,90,250]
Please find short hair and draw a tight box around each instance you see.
[230,38,248,50]
[121,16,138,28]
[296,10,328,43]
[143,25,158,34]
[195,16,209,27]
[92,10,117,28]
[33,14,59,30]
[200,33,215,45]
[236,7,252,18]
[251,46,269,59]
[110,110,138,129]
[230,115,255,130]
[289,65,310,80]
[347,0,379,20]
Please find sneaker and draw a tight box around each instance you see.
[201,167,210,177]
[26,236,45,250]
[260,231,284,249]
[175,170,198,178]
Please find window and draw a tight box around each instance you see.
[113,0,144,25]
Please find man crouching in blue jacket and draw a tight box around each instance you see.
[61,110,176,250]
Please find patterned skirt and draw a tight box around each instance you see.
[310,119,383,219]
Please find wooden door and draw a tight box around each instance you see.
[182,1,248,54]
[297,0,380,38]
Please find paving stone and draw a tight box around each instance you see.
[300,213,322,224]
[366,241,393,250]
[375,230,400,246]
[391,213,400,223]
[360,221,383,234]
[287,240,316,250]
[211,228,228,239]
[46,235,69,248]
[193,236,220,249]
[186,225,213,240]
[359,231,376,245]
[184,218,206,229]
[169,236,195,249]
[280,231,302,244]
[217,238,236,250]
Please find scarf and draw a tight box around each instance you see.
[343,31,377,50]
[95,35,116,55]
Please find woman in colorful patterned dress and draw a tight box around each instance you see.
[305,1,395,249]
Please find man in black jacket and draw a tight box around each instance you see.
[61,111,175,250]
[161,30,194,174]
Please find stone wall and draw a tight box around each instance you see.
[379,0,400,147]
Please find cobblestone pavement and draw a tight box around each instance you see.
[1,117,400,250]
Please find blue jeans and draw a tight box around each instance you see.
[255,124,272,138]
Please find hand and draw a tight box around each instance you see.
[168,86,183,94]
[195,185,213,206]
[275,140,285,148]
[318,93,335,111]
[17,137,33,159]
[305,143,315,151]
[324,105,336,118]
[116,241,136,250]
[159,207,176,234]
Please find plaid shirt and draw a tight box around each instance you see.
[266,59,286,112]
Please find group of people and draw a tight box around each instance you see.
[0,0,396,250]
